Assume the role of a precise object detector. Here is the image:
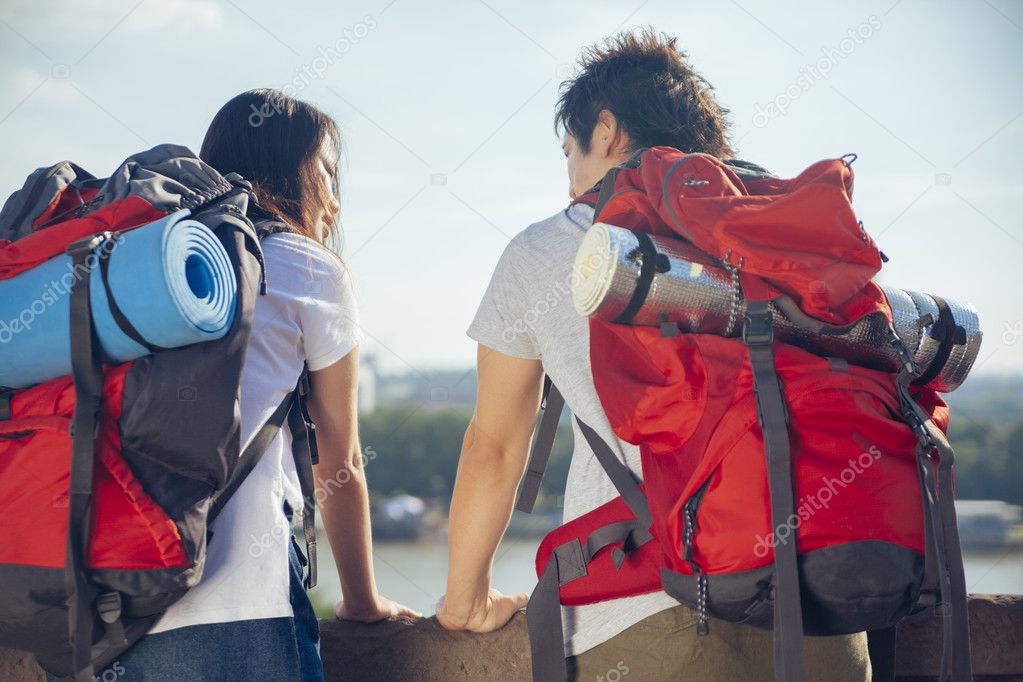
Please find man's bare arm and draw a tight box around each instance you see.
[437,343,545,631]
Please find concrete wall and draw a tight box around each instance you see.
[2,595,1021,681]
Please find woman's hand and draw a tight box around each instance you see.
[435,588,529,633]
[335,595,421,623]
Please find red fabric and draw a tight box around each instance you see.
[0,196,165,280]
[535,488,662,605]
[32,186,102,230]
[541,148,943,606]
[577,148,887,323]
[0,364,189,570]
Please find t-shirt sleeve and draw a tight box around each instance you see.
[277,238,362,371]
[466,234,541,360]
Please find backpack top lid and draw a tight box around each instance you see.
[0,144,248,281]
[575,146,885,325]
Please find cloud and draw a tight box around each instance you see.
[1,0,223,40]
[127,0,224,33]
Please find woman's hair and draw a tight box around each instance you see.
[554,28,735,159]
[200,89,342,244]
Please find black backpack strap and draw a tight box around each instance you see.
[516,377,563,514]
[890,333,972,681]
[206,367,320,589]
[287,367,319,589]
[206,209,301,527]
[96,243,169,354]
[742,299,807,682]
[64,233,112,682]
[245,211,322,588]
[527,518,649,682]
[208,383,299,526]
[525,389,656,682]
[575,419,653,541]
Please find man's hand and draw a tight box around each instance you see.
[335,595,422,623]
[435,587,529,633]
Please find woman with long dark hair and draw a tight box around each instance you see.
[93,89,418,681]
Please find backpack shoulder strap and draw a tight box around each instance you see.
[515,376,562,513]
[207,379,300,526]
[206,365,320,588]
[287,368,319,589]
[248,201,295,240]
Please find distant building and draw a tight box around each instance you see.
[956,500,1023,551]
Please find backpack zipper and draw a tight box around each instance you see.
[0,430,35,439]
[682,476,713,635]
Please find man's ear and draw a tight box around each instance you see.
[592,109,629,160]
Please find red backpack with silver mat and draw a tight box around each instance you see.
[519,147,979,682]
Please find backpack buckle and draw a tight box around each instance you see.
[65,231,112,258]
[96,592,127,647]
[742,309,774,346]
[96,592,122,624]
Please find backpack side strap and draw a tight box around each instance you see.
[891,334,972,681]
[64,233,112,682]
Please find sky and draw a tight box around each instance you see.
[2,0,1021,379]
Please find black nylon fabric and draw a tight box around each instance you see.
[117,206,260,575]
[660,540,924,636]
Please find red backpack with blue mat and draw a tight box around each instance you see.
[0,145,319,681]
[519,147,976,682]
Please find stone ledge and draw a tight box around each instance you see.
[894,594,1023,680]
[2,595,1020,681]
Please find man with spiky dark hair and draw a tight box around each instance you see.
[438,29,870,680]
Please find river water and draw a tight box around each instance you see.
[307,535,1023,618]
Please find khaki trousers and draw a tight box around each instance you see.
[567,606,871,682]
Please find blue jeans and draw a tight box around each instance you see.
[289,533,324,682]
[51,533,324,681]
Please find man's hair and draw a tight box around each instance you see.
[555,28,735,159]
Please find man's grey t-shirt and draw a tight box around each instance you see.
[467,202,680,657]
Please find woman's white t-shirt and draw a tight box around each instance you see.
[150,232,361,633]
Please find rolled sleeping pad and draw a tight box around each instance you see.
[572,223,982,393]
[0,209,236,389]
